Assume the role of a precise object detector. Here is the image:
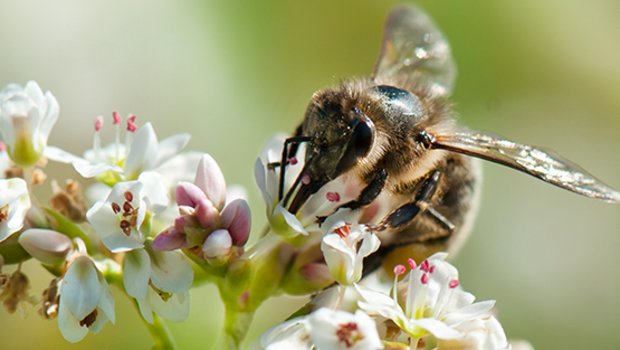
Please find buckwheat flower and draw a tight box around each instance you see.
[258,308,383,350]
[47,116,189,181]
[357,253,503,348]
[254,135,360,238]
[321,222,380,285]
[258,317,312,350]
[86,181,149,252]
[57,255,115,343]
[308,308,383,350]
[0,178,31,243]
[123,247,193,323]
[0,81,59,166]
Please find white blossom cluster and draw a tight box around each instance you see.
[0,81,528,350]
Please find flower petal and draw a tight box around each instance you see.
[194,154,227,211]
[149,249,193,294]
[60,256,103,321]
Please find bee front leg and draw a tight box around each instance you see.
[341,168,388,210]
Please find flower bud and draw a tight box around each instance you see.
[220,199,251,246]
[202,229,232,260]
[175,181,206,208]
[151,227,185,251]
[18,229,72,265]
[194,154,227,211]
[195,198,220,229]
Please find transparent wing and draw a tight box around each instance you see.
[434,131,620,203]
[373,5,456,96]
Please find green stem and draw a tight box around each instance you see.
[138,306,178,350]
[215,308,254,350]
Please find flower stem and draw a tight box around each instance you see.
[215,308,254,350]
[135,302,178,350]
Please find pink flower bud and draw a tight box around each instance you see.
[151,227,186,251]
[220,199,251,246]
[195,198,220,229]
[194,154,227,211]
[202,229,232,259]
[18,229,72,265]
[175,182,207,208]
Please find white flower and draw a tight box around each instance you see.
[123,247,193,323]
[0,81,59,166]
[254,135,360,238]
[47,120,189,181]
[0,142,10,178]
[357,253,504,347]
[0,178,31,242]
[86,181,148,252]
[258,308,383,350]
[321,222,380,285]
[258,317,312,350]
[57,255,115,343]
[308,308,383,350]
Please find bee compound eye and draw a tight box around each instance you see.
[372,85,423,119]
[335,115,375,174]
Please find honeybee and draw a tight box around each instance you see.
[276,5,620,270]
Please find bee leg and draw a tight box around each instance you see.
[316,169,388,225]
[377,170,444,231]
[277,134,312,200]
[342,168,388,210]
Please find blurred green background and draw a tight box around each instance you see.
[1,0,619,349]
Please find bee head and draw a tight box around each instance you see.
[287,90,375,213]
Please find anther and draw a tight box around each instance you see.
[112,111,122,125]
[407,258,417,270]
[94,116,103,132]
[122,202,134,213]
[124,191,133,202]
[393,264,406,276]
[120,220,131,235]
[288,157,298,165]
[111,202,121,214]
[449,279,459,289]
[334,224,352,238]
[420,273,429,284]
[126,114,137,132]
[326,192,340,202]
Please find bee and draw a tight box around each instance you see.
[275,5,620,271]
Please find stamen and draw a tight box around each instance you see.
[112,111,122,125]
[288,157,298,165]
[0,204,9,223]
[120,220,132,235]
[94,116,103,132]
[124,191,133,202]
[93,116,103,159]
[420,260,430,273]
[122,201,134,213]
[336,322,364,348]
[326,192,340,202]
[449,279,459,289]
[111,202,121,214]
[113,112,121,162]
[420,273,429,284]
[334,224,351,238]
[126,114,137,133]
[393,264,406,276]
[79,309,98,328]
[429,265,435,273]
[407,258,417,270]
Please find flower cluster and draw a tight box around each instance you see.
[0,80,530,350]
